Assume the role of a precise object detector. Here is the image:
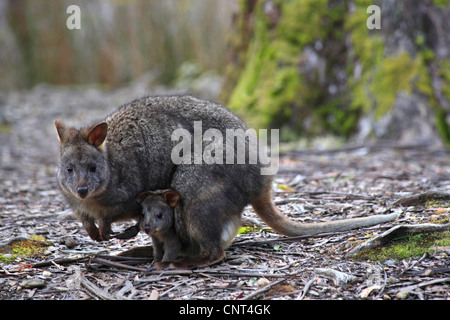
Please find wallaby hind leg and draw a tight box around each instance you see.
[172,199,227,269]
[171,166,245,269]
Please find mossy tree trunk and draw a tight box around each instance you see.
[222,0,450,144]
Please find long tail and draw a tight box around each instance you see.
[251,188,400,236]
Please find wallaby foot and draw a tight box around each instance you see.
[153,261,173,270]
[117,245,154,258]
[170,250,226,269]
[113,224,140,239]
[82,219,102,242]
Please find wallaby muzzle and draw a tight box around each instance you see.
[77,186,88,199]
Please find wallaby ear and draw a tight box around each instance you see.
[137,191,151,204]
[54,119,66,143]
[86,122,107,147]
[164,190,180,207]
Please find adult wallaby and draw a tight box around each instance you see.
[55,95,399,267]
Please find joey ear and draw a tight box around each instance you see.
[54,119,66,143]
[137,191,151,204]
[164,190,180,207]
[86,122,107,147]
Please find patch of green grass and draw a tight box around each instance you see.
[354,231,450,262]
[425,198,450,208]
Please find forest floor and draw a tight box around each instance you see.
[0,83,449,301]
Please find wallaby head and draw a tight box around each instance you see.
[55,120,110,200]
[137,190,179,235]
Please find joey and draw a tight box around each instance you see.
[136,190,181,269]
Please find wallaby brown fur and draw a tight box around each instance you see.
[55,94,399,266]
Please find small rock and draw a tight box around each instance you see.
[42,271,52,277]
[20,279,46,289]
[387,277,399,284]
[385,259,396,266]
[314,268,358,286]
[149,289,159,300]
[396,291,409,299]
[424,269,433,276]
[254,278,270,287]
[65,237,77,249]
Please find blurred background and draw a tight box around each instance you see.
[0,0,449,146]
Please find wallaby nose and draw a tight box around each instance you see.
[144,225,151,234]
[77,186,89,198]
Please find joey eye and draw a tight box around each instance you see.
[156,213,163,219]
[89,164,96,173]
[67,166,73,174]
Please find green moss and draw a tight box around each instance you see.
[228,0,355,137]
[434,59,450,146]
[0,123,12,134]
[371,53,418,118]
[228,0,307,130]
[345,0,384,114]
[0,236,52,263]
[345,4,429,120]
[226,0,450,143]
[354,231,450,262]
[229,0,402,137]
[439,60,450,102]
[346,2,450,145]
[425,198,450,209]
[431,0,449,8]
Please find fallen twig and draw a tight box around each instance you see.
[296,276,317,300]
[32,256,90,268]
[397,277,450,293]
[392,191,450,207]
[79,274,117,300]
[147,268,291,278]
[96,254,152,265]
[241,277,289,300]
[233,232,347,247]
[314,268,360,286]
[241,270,303,300]
[90,257,147,272]
[373,270,388,300]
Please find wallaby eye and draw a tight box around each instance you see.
[67,165,73,174]
[156,213,163,219]
[89,164,96,173]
